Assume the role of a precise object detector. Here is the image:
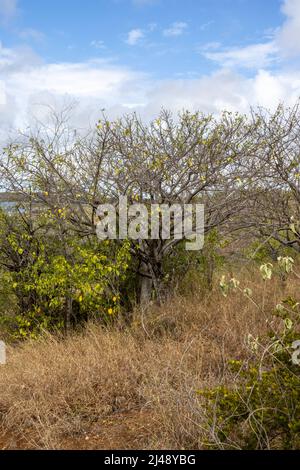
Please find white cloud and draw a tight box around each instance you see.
[199,20,214,32]
[1,0,300,144]
[252,69,300,108]
[1,40,300,145]
[0,44,147,140]
[0,0,18,22]
[18,28,45,42]
[200,42,222,51]
[277,0,300,56]
[201,0,300,69]
[163,22,188,37]
[0,41,16,67]
[0,80,5,105]
[126,29,144,45]
[145,68,300,119]
[203,42,279,69]
[90,40,106,49]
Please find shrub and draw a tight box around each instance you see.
[198,260,300,449]
[0,208,131,338]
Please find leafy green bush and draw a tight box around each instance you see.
[0,207,131,338]
[11,239,131,338]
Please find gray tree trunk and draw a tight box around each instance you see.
[139,261,153,305]
[65,296,73,333]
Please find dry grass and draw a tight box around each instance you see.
[0,267,299,449]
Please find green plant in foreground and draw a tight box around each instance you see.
[198,258,300,449]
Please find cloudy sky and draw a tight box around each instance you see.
[0,0,300,138]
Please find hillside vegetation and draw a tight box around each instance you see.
[0,261,300,449]
[0,104,300,449]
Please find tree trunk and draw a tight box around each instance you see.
[139,261,153,305]
[65,296,73,334]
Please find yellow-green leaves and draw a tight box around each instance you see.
[243,287,253,297]
[260,263,273,280]
[9,236,131,338]
[277,256,294,274]
[219,275,240,297]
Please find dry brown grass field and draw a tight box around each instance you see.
[0,265,298,450]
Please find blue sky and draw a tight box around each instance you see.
[1,0,285,77]
[1,0,300,138]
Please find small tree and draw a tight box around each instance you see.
[94,110,260,302]
[1,108,261,304]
